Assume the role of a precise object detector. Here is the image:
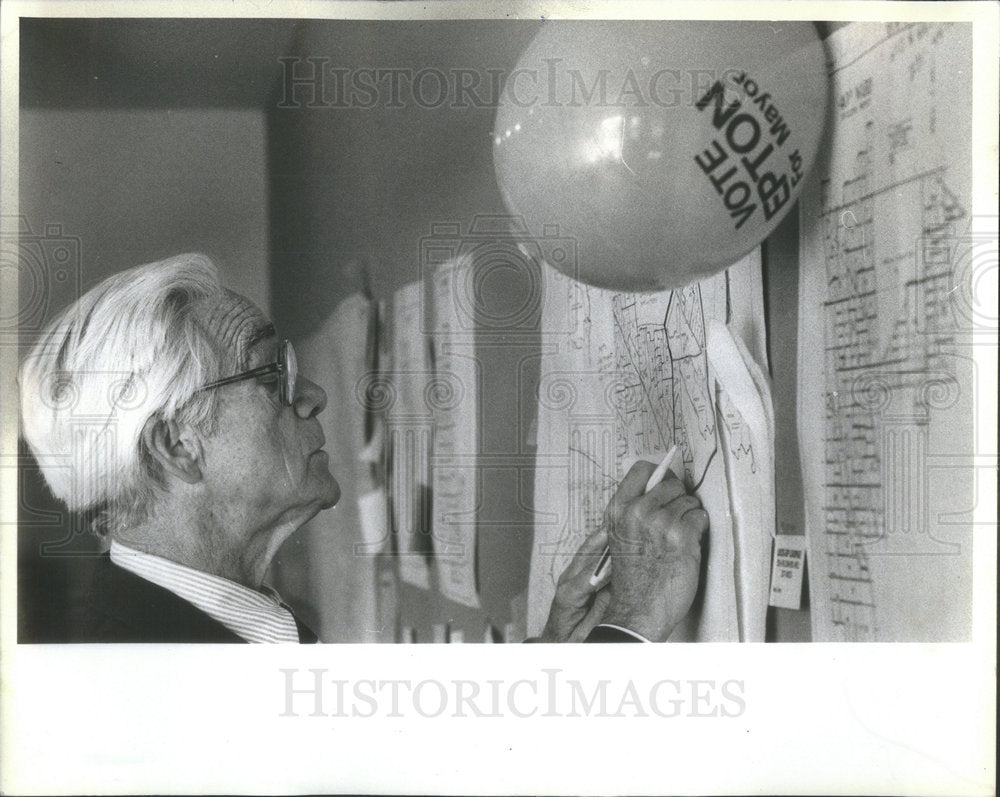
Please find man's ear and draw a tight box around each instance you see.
[142,416,203,484]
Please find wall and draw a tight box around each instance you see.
[19,108,269,312]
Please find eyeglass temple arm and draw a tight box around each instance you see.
[200,363,282,391]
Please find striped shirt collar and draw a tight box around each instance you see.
[109,539,301,643]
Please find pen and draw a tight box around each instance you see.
[589,444,679,587]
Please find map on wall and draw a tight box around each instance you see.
[528,250,774,641]
[798,22,979,641]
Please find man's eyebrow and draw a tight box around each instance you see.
[246,323,277,351]
[236,322,277,368]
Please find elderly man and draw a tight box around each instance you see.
[19,253,708,643]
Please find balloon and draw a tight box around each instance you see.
[493,22,828,291]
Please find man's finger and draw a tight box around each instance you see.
[570,587,612,642]
[606,474,688,551]
[603,459,660,532]
[658,495,710,550]
[681,506,710,535]
[560,526,610,582]
[577,525,609,554]
[640,473,688,508]
[607,460,657,508]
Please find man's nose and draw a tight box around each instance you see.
[293,376,327,418]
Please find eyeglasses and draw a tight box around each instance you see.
[199,339,298,406]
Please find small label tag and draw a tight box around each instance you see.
[769,535,807,610]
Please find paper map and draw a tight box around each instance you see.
[798,22,977,641]
[528,251,773,640]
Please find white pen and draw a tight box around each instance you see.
[589,444,679,587]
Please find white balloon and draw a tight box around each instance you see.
[494,21,828,291]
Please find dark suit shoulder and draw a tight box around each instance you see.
[66,554,245,643]
[585,625,645,643]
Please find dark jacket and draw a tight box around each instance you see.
[65,554,630,643]
[65,554,315,643]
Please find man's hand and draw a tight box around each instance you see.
[600,460,709,642]
[538,526,613,642]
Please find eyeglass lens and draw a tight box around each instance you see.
[283,341,298,405]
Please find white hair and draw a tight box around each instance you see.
[19,253,230,536]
